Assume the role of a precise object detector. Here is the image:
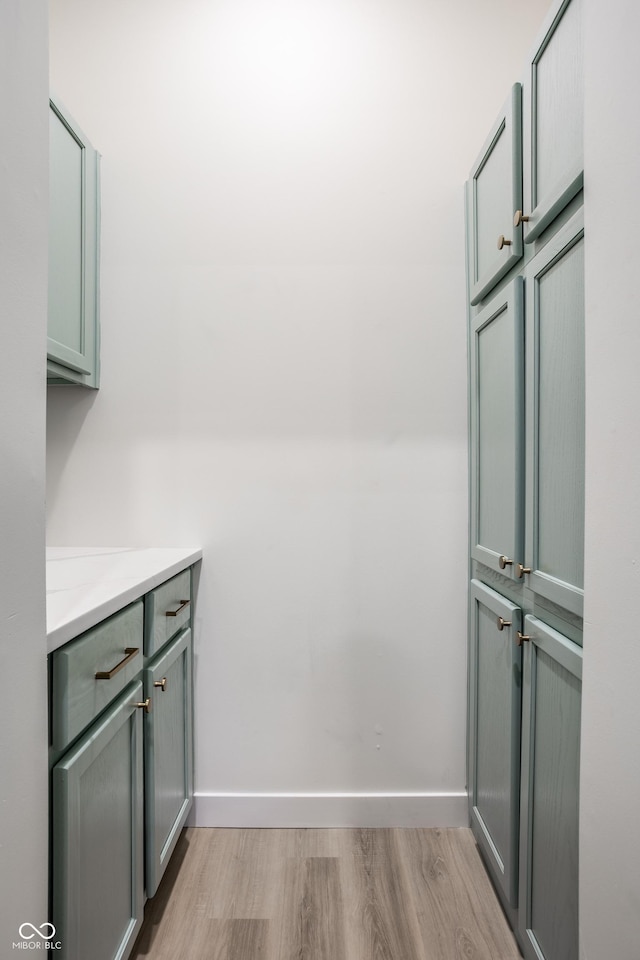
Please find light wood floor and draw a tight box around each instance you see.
[131,827,521,960]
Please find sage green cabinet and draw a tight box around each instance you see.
[50,568,195,960]
[51,603,143,752]
[52,683,144,960]
[468,0,584,307]
[144,627,193,898]
[466,0,583,951]
[519,616,581,960]
[468,84,523,306]
[470,279,524,579]
[470,209,585,616]
[468,580,522,907]
[521,0,584,243]
[48,97,100,388]
[524,208,584,616]
[468,590,582,959]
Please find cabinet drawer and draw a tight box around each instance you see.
[52,602,143,752]
[144,569,191,657]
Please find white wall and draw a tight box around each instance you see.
[580,1,640,956]
[0,0,49,949]
[47,0,550,824]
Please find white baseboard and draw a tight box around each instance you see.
[189,792,468,828]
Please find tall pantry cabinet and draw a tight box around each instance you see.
[465,1,583,959]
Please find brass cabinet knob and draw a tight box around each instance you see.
[516,632,531,646]
[136,698,152,714]
[498,555,513,569]
[516,563,532,578]
[497,235,512,250]
[154,677,168,693]
[514,210,530,227]
[497,616,512,631]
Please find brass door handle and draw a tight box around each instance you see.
[95,647,139,680]
[516,632,531,646]
[499,555,513,569]
[154,677,168,692]
[497,617,512,631]
[516,564,532,578]
[165,599,190,617]
[497,235,512,249]
[514,210,530,227]
[136,698,152,714]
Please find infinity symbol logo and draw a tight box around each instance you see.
[18,922,56,940]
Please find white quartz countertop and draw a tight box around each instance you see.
[46,546,202,653]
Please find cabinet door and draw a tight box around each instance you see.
[52,682,144,960]
[519,616,581,960]
[48,97,100,388]
[468,580,522,907]
[468,84,523,305]
[522,0,583,243]
[470,279,524,579]
[144,628,193,898]
[524,208,584,615]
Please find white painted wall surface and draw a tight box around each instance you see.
[581,1,640,956]
[0,0,49,949]
[47,0,550,823]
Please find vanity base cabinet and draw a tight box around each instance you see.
[52,684,144,960]
[49,566,195,960]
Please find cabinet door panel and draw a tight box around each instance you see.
[48,97,100,387]
[469,85,523,305]
[49,108,84,363]
[519,616,581,960]
[523,0,583,242]
[468,580,522,906]
[52,683,144,960]
[525,209,584,615]
[470,279,524,578]
[144,628,193,898]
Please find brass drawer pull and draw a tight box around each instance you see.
[497,617,512,631]
[165,599,190,618]
[513,210,530,227]
[154,677,168,692]
[95,647,139,680]
[516,564,532,578]
[136,698,152,714]
[498,555,513,569]
[516,632,531,646]
[497,235,512,249]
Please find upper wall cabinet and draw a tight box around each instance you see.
[468,85,523,306]
[521,0,583,243]
[48,97,100,388]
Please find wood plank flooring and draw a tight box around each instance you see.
[130,828,521,960]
